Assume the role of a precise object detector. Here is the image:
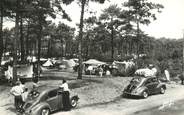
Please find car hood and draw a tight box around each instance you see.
[23,99,39,111]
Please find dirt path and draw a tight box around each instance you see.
[53,84,184,115]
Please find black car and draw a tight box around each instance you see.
[123,76,166,98]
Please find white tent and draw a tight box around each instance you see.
[42,59,53,67]
[83,59,106,65]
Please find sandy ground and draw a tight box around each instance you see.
[0,72,131,115]
[52,83,184,115]
[0,72,184,115]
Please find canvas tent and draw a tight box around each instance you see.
[83,59,106,65]
[42,59,53,67]
[55,59,76,72]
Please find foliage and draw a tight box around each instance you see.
[2,0,183,78]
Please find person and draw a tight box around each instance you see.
[164,69,170,82]
[151,65,157,76]
[99,66,103,77]
[20,88,29,111]
[10,81,24,111]
[87,65,93,75]
[106,70,111,76]
[21,88,29,104]
[17,78,25,90]
[4,65,13,86]
[59,79,70,111]
[179,73,184,85]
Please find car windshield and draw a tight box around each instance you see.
[130,77,146,85]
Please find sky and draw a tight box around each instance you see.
[3,0,184,39]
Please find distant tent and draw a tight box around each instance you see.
[55,59,76,72]
[83,59,106,65]
[42,59,53,67]
[68,59,76,67]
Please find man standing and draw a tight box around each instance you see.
[164,69,170,82]
[10,81,24,111]
[99,66,103,77]
[59,79,70,111]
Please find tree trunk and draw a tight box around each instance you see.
[47,39,51,58]
[37,19,42,80]
[136,17,140,58]
[20,15,25,61]
[78,0,86,79]
[26,21,30,57]
[111,26,114,61]
[182,30,184,84]
[0,5,3,66]
[13,1,19,83]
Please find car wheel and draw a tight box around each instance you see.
[71,98,78,108]
[160,87,165,94]
[41,108,50,115]
[142,91,148,98]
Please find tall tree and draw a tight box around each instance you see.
[77,0,106,79]
[99,4,121,61]
[123,0,164,57]
[0,1,3,65]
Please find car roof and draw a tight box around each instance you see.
[36,86,59,98]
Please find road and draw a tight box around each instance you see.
[53,84,184,115]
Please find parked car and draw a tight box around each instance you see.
[22,87,79,115]
[123,76,166,98]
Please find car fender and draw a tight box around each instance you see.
[31,102,51,114]
[137,86,149,94]
[71,95,79,101]
[157,83,166,89]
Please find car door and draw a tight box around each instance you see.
[57,90,63,110]
[151,77,160,93]
[46,89,59,111]
[145,78,155,94]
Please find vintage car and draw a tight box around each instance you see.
[22,87,79,115]
[123,76,166,98]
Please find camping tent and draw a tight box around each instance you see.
[55,59,76,72]
[42,59,53,67]
[83,59,106,65]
